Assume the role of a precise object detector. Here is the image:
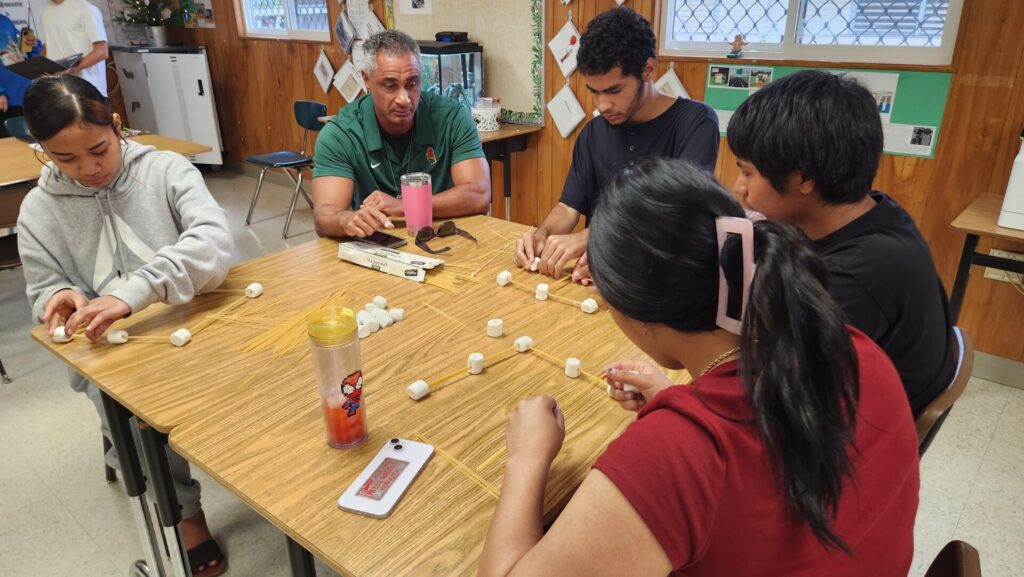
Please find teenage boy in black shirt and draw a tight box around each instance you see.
[727,69,955,415]
[514,7,719,280]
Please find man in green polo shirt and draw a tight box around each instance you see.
[312,29,491,238]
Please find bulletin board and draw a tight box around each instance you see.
[384,0,544,125]
[704,65,952,158]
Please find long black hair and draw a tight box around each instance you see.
[23,75,117,141]
[588,157,860,552]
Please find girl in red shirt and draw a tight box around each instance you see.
[478,157,919,577]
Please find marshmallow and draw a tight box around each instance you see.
[514,336,533,352]
[106,329,129,344]
[535,283,549,301]
[373,295,388,308]
[372,308,394,328]
[486,318,504,338]
[52,326,73,343]
[170,328,192,347]
[530,257,541,271]
[245,282,263,298]
[496,271,512,286]
[325,390,346,409]
[365,303,380,312]
[358,324,371,339]
[407,379,430,400]
[389,308,405,322]
[468,353,485,375]
[366,318,380,333]
[580,298,599,314]
[623,384,640,394]
[565,357,581,378]
[356,310,374,326]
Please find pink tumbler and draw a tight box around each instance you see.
[401,172,433,234]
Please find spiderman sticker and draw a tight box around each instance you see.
[341,370,363,417]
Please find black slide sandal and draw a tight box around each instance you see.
[188,539,228,577]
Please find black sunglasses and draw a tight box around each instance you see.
[414,221,478,254]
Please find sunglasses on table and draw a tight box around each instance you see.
[414,221,478,254]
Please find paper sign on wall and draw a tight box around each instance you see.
[548,19,581,78]
[656,67,690,100]
[314,51,335,95]
[547,84,586,138]
[333,60,364,102]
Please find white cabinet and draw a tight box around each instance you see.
[111,47,224,166]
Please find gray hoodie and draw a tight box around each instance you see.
[17,140,234,323]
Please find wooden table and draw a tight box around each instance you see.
[31,216,680,576]
[0,134,213,187]
[949,194,1024,322]
[317,116,541,221]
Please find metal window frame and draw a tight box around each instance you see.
[660,0,965,66]
[240,0,331,42]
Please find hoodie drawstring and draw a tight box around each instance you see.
[93,191,128,279]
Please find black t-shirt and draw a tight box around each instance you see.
[813,192,956,415]
[559,98,720,219]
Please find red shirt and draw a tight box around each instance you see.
[593,328,919,576]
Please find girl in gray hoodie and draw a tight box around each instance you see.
[17,75,231,577]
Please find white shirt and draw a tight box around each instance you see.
[40,0,108,95]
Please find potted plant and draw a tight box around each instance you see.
[115,0,172,47]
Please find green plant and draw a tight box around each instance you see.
[115,0,171,26]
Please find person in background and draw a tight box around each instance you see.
[0,12,41,136]
[40,0,108,95]
[514,7,719,280]
[17,75,231,577]
[478,158,919,577]
[727,70,956,416]
[312,29,491,238]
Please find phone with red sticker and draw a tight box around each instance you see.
[338,437,433,518]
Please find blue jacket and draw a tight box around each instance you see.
[1,14,41,106]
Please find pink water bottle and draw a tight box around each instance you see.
[401,172,433,234]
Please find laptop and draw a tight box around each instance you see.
[6,54,83,80]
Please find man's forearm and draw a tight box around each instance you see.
[313,206,353,238]
[431,183,491,218]
[73,44,109,72]
[537,205,580,237]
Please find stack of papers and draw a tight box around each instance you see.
[338,241,444,283]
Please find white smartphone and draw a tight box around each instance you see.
[338,437,434,518]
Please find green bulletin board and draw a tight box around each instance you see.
[704,65,952,158]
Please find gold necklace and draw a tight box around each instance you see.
[700,346,741,376]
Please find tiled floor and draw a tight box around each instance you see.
[1,170,1021,576]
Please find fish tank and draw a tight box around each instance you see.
[418,41,483,108]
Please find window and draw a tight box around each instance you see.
[661,0,964,65]
[240,0,330,41]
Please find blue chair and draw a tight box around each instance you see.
[916,326,974,457]
[244,101,327,238]
[4,116,33,142]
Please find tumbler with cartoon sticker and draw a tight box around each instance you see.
[308,306,368,448]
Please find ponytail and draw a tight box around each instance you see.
[736,221,859,552]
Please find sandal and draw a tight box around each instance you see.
[188,539,228,577]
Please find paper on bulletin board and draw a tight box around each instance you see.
[547,84,585,138]
[884,124,937,156]
[707,65,773,90]
[314,51,335,95]
[844,70,898,124]
[549,19,581,78]
[656,67,690,100]
[194,0,216,27]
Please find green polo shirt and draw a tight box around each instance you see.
[313,91,485,209]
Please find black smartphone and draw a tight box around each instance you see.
[362,230,408,249]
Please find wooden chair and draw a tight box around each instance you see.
[0,184,30,384]
[244,101,327,239]
[924,540,982,577]
[917,327,974,456]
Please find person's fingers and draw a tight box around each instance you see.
[347,213,375,237]
[543,246,564,277]
[553,402,565,432]
[47,312,65,335]
[523,233,537,263]
[514,237,529,268]
[363,206,393,229]
[554,251,574,280]
[64,307,91,338]
[86,310,116,341]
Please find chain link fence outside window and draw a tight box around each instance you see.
[244,0,328,35]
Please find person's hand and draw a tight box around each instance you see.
[514,229,547,269]
[537,231,587,278]
[571,251,592,286]
[361,190,404,217]
[342,206,394,237]
[0,95,7,113]
[43,289,89,336]
[65,295,131,342]
[505,396,565,468]
[603,360,674,412]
